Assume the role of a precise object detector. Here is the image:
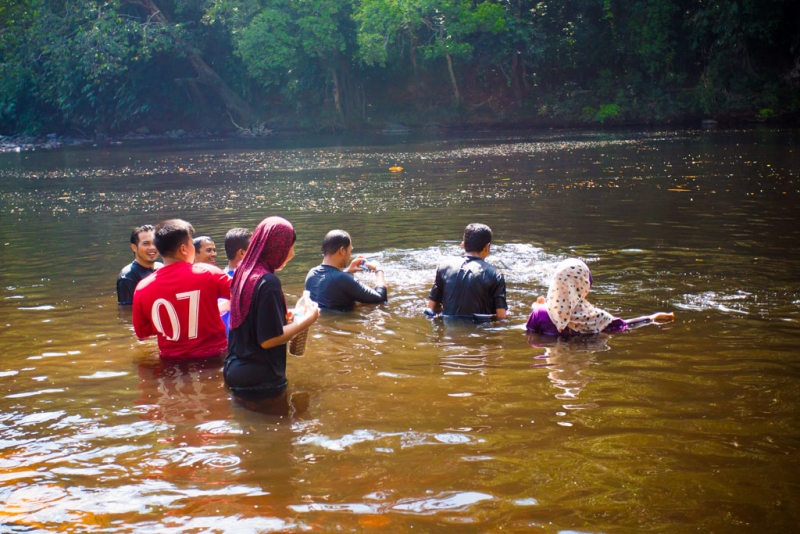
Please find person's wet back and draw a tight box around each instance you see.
[526,258,674,337]
[117,224,162,305]
[132,219,231,360]
[426,223,507,320]
[305,229,387,311]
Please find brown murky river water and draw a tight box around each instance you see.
[1,128,799,532]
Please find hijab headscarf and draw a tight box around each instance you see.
[545,259,614,334]
[230,216,295,330]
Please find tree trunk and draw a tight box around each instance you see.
[445,52,460,104]
[410,35,418,76]
[511,53,523,106]
[124,0,254,125]
[331,68,345,123]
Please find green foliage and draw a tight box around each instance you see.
[757,108,775,119]
[594,103,621,123]
[0,0,797,134]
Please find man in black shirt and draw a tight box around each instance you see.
[426,223,507,319]
[305,230,387,311]
[117,224,162,305]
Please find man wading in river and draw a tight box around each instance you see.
[132,219,231,359]
[304,229,387,311]
[117,224,163,305]
[426,223,508,320]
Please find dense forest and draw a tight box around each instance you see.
[1,0,799,135]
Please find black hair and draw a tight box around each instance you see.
[192,236,213,251]
[154,219,195,258]
[463,223,492,253]
[224,227,253,260]
[321,229,351,256]
[130,224,154,246]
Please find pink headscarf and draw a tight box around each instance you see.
[230,216,295,330]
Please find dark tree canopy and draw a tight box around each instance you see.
[1,0,798,134]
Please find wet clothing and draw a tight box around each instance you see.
[428,256,507,317]
[132,261,231,359]
[220,267,235,335]
[539,258,615,334]
[117,260,162,305]
[224,273,288,395]
[526,304,627,337]
[304,264,387,311]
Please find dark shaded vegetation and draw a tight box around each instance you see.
[1,0,798,135]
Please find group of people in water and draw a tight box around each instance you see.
[117,217,673,410]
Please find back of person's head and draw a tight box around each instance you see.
[321,229,351,256]
[155,219,195,258]
[463,223,492,253]
[130,224,155,246]
[193,236,212,251]
[224,227,253,260]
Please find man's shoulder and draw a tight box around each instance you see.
[306,264,350,283]
[437,256,467,273]
[118,261,135,279]
[192,262,227,276]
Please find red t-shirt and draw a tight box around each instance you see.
[133,261,232,359]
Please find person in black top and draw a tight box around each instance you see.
[117,224,162,305]
[426,223,508,319]
[304,230,388,311]
[224,217,319,403]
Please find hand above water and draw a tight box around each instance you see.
[346,255,367,273]
[649,312,674,322]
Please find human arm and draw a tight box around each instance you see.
[368,262,386,289]
[625,312,675,326]
[345,255,367,274]
[492,273,508,320]
[426,266,444,314]
[260,302,320,349]
[426,300,442,314]
[131,293,155,339]
[215,268,232,299]
[348,262,387,303]
[117,277,135,305]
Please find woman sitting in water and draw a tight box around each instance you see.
[527,258,673,337]
[224,216,320,406]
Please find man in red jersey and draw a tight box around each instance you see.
[133,219,232,359]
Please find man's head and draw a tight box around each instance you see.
[154,219,195,262]
[462,223,493,256]
[224,227,253,269]
[130,224,158,268]
[193,236,216,265]
[321,229,353,269]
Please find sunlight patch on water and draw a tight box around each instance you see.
[296,429,476,451]
[391,491,495,514]
[78,371,128,379]
[288,490,494,516]
[0,480,271,529]
[6,388,65,399]
[676,290,751,314]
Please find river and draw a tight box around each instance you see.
[1,128,799,532]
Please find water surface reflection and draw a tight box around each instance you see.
[1,128,799,531]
